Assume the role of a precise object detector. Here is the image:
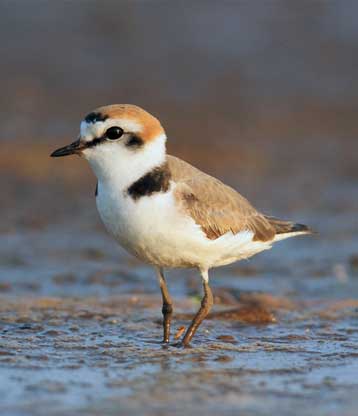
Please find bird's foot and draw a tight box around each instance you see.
[171,341,192,349]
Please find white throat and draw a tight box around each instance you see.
[83,134,167,190]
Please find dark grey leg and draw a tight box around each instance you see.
[156,268,173,343]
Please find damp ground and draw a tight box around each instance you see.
[1,207,358,416]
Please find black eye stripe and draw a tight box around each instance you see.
[126,135,143,148]
[83,129,143,149]
[84,131,128,148]
[86,137,106,148]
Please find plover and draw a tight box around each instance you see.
[51,104,311,346]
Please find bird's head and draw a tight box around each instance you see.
[51,104,167,185]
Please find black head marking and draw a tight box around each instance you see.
[127,162,171,200]
[126,135,144,149]
[85,112,109,124]
[86,137,106,148]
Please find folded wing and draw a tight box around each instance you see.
[168,155,276,242]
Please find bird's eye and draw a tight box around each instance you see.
[106,126,124,140]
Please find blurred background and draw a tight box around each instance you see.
[1,2,358,415]
[1,0,357,231]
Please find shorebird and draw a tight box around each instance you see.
[51,104,311,346]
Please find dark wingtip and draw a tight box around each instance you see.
[265,215,317,236]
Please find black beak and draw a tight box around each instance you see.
[50,139,83,157]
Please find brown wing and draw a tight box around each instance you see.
[168,155,275,242]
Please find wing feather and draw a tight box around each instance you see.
[168,155,275,241]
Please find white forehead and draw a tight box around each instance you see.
[80,118,142,142]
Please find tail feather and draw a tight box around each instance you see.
[265,216,313,237]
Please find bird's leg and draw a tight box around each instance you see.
[156,268,173,343]
[181,269,213,347]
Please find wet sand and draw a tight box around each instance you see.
[1,200,358,415]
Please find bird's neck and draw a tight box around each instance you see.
[86,134,167,191]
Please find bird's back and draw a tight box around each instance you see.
[167,155,277,242]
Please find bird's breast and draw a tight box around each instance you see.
[95,181,269,269]
[95,181,200,265]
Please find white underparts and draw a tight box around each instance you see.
[96,177,274,270]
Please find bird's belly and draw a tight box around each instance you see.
[96,186,203,267]
[96,186,272,269]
